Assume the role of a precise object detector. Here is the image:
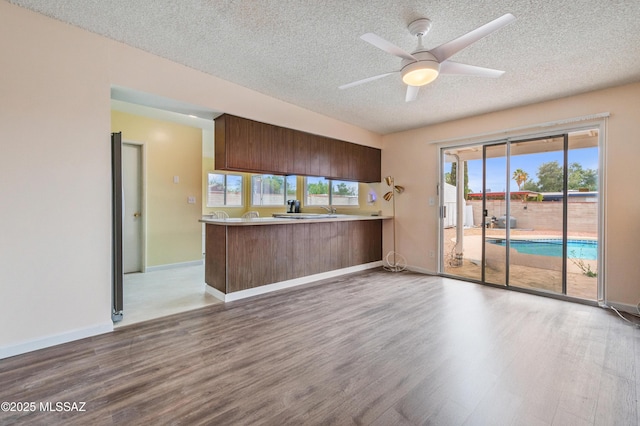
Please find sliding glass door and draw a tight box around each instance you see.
[507,136,565,294]
[440,129,600,302]
[442,147,483,282]
[566,131,599,299]
[482,143,508,286]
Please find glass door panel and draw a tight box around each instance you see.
[566,129,599,300]
[441,146,482,281]
[508,136,565,293]
[483,144,507,286]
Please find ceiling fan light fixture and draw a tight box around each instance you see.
[341,14,515,99]
[401,60,440,86]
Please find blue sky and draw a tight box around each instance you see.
[461,146,598,193]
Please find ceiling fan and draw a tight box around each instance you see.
[339,13,516,102]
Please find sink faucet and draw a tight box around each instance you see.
[320,206,337,214]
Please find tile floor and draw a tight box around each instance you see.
[116,263,221,328]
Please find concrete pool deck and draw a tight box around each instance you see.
[443,227,598,300]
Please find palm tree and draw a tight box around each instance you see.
[512,169,529,191]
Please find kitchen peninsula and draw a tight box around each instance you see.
[201,215,389,301]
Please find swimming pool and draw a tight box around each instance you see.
[487,239,597,260]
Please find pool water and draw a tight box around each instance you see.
[487,239,597,260]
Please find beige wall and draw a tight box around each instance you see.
[0,2,380,358]
[0,2,112,356]
[111,110,203,267]
[382,82,640,308]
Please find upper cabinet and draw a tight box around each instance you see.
[214,114,381,182]
[215,114,261,172]
[359,145,382,183]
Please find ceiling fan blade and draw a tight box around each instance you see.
[361,33,417,61]
[429,13,516,62]
[405,85,420,102]
[440,61,505,78]
[339,72,396,90]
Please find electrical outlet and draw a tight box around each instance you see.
[429,250,435,258]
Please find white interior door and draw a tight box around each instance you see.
[122,143,143,273]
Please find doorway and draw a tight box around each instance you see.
[440,128,600,302]
[122,142,144,273]
[111,130,220,327]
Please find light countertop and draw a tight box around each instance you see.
[200,214,391,226]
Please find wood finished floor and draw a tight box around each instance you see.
[1,270,638,425]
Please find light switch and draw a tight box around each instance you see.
[428,197,435,206]
[187,196,196,204]
[173,176,180,184]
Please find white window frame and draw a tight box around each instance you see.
[206,173,243,207]
[304,177,359,207]
[250,175,297,206]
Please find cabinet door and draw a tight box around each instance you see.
[329,140,347,180]
[271,125,293,175]
[362,146,382,182]
[291,130,310,175]
[214,115,228,171]
[226,115,261,171]
[348,143,364,181]
[347,220,383,265]
[363,220,383,262]
[259,122,276,173]
[345,143,381,182]
[307,133,320,177]
[334,221,350,269]
[317,136,332,178]
[225,115,250,169]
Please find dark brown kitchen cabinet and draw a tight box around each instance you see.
[204,218,383,294]
[317,136,333,178]
[291,130,309,175]
[271,125,293,174]
[214,114,381,182]
[347,143,363,181]
[260,122,293,173]
[361,145,382,182]
[258,122,275,172]
[348,143,382,182]
[307,133,320,177]
[215,114,262,172]
[297,133,333,178]
[329,138,347,180]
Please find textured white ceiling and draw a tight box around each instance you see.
[9,0,640,134]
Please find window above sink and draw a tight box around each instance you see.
[305,177,359,207]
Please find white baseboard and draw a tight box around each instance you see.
[603,301,640,316]
[145,259,203,272]
[206,261,383,302]
[205,285,227,301]
[0,321,113,360]
[405,265,437,275]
